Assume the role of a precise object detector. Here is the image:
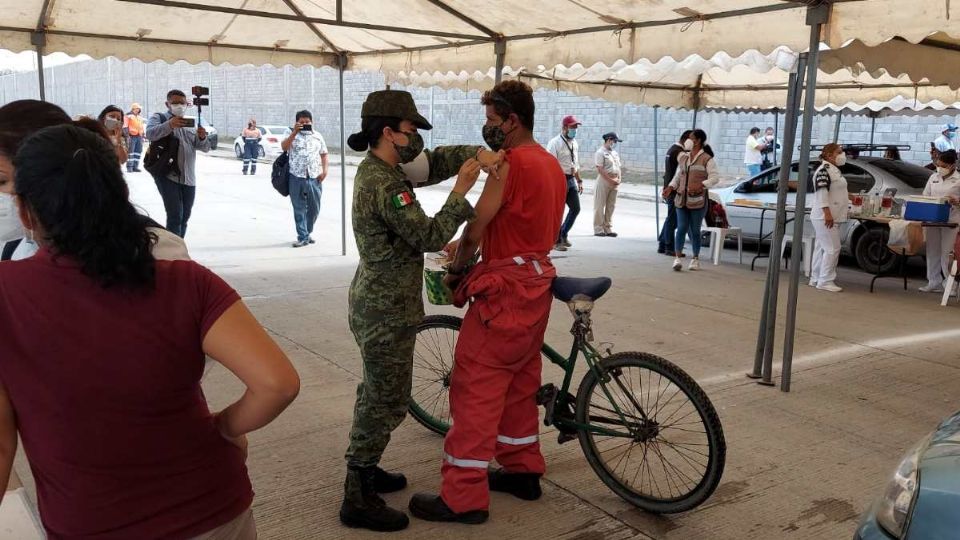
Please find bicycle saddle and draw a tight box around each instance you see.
[551,277,612,303]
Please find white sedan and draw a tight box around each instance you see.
[233,125,291,159]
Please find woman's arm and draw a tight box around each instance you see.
[704,157,721,188]
[0,382,17,505]
[202,301,300,441]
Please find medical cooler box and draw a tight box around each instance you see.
[903,196,951,223]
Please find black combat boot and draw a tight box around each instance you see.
[488,468,543,501]
[373,466,407,493]
[408,493,488,525]
[339,467,410,532]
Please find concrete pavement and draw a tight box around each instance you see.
[11,153,960,539]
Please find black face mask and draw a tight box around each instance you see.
[483,121,511,151]
[393,130,424,164]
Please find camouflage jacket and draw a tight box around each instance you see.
[349,146,479,329]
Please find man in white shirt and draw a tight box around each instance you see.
[594,132,622,237]
[281,110,329,248]
[934,123,958,153]
[546,115,582,251]
[744,127,766,178]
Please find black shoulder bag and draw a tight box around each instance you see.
[271,152,290,197]
[144,113,181,179]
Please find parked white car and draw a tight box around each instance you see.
[233,125,291,159]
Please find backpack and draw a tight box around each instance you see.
[271,152,290,197]
[143,113,181,179]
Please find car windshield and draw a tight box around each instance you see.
[858,157,932,189]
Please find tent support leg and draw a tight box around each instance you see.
[781,4,829,392]
[868,114,877,154]
[653,106,661,239]
[494,40,506,84]
[833,111,842,143]
[772,108,780,167]
[31,32,46,101]
[338,53,348,257]
[751,56,805,382]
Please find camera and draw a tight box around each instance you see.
[300,124,313,132]
[182,117,197,128]
[191,86,209,107]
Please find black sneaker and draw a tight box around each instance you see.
[488,469,543,501]
[594,232,608,237]
[606,232,618,238]
[409,493,488,524]
[308,237,316,244]
[292,240,309,248]
[340,468,410,532]
[373,467,407,494]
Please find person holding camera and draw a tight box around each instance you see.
[145,89,211,238]
[281,110,328,248]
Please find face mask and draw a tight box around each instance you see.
[483,123,508,152]
[169,104,187,117]
[104,117,122,130]
[683,139,694,152]
[938,167,955,178]
[948,131,957,139]
[607,142,616,150]
[835,154,847,166]
[393,130,424,164]
[0,193,25,243]
[566,129,577,139]
[766,134,774,141]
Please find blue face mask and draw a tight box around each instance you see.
[948,131,957,139]
[567,129,577,139]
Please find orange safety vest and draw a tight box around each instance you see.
[124,114,145,136]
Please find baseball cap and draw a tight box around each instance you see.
[361,89,432,130]
[562,115,582,127]
[944,123,959,132]
[602,132,623,142]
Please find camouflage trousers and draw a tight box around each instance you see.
[345,321,418,467]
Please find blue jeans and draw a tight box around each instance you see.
[658,192,678,252]
[127,135,143,171]
[746,163,762,177]
[558,175,580,241]
[675,206,707,257]
[289,173,322,243]
[153,176,196,238]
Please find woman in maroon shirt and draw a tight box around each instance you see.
[0,125,300,538]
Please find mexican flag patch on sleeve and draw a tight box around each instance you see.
[391,191,414,209]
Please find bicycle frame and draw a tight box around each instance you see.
[544,309,647,440]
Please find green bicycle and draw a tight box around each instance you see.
[409,276,726,514]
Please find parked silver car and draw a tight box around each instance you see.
[712,157,932,273]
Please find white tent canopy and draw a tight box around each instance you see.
[0,0,956,78]
[390,45,960,113]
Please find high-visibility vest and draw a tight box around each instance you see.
[124,114,145,136]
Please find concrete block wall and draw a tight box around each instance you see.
[2,57,957,177]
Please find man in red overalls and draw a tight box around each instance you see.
[409,80,567,524]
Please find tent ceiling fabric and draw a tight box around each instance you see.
[0,0,956,74]
[388,45,960,113]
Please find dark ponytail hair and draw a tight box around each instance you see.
[14,125,156,289]
[0,100,71,158]
[347,116,403,152]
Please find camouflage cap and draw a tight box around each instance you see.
[361,89,432,130]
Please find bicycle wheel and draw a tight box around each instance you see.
[408,315,461,435]
[575,352,725,513]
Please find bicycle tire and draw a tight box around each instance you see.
[408,315,462,435]
[575,352,725,513]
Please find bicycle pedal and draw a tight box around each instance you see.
[557,432,577,445]
[537,384,559,426]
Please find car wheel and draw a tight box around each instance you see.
[234,143,242,159]
[259,145,266,158]
[854,226,900,275]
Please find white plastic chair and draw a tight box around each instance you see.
[942,259,959,306]
[781,234,816,277]
[703,226,743,265]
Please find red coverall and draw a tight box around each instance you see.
[440,143,566,513]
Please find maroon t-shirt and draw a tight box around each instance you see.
[0,249,253,539]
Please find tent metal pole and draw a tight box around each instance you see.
[772,108,780,167]
[494,40,506,84]
[338,53,348,257]
[750,56,805,381]
[758,56,806,384]
[868,113,877,154]
[691,74,703,129]
[781,4,829,392]
[653,106,661,238]
[833,111,842,142]
[31,32,46,101]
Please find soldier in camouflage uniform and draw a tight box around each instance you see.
[340,89,502,532]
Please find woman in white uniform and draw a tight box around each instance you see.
[809,143,849,292]
[919,149,960,293]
